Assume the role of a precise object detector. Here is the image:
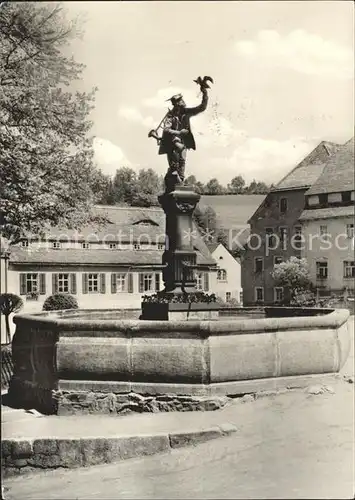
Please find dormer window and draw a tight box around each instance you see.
[280,198,287,214]
[109,243,117,249]
[133,243,141,250]
[319,194,328,206]
[52,241,61,249]
[21,240,29,247]
[82,242,90,249]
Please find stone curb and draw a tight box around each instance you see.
[2,423,237,477]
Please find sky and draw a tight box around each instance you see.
[65,1,354,185]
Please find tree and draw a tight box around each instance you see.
[271,257,313,305]
[112,167,137,205]
[244,180,270,194]
[0,293,23,344]
[0,2,102,243]
[131,168,162,207]
[204,178,225,195]
[193,205,227,245]
[227,175,245,194]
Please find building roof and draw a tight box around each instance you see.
[299,205,355,221]
[272,141,340,192]
[305,137,354,195]
[9,206,216,267]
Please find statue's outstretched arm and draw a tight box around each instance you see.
[185,88,208,117]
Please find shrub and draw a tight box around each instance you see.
[0,293,24,344]
[42,293,78,311]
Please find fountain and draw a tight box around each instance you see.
[5,78,351,415]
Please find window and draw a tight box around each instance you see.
[52,241,61,249]
[265,227,275,246]
[157,243,165,250]
[316,262,328,279]
[133,243,141,250]
[279,227,288,247]
[294,226,303,250]
[109,243,117,249]
[320,225,328,236]
[195,272,209,291]
[346,224,354,239]
[342,191,351,203]
[21,240,29,247]
[58,273,69,293]
[226,292,231,302]
[82,273,106,294]
[112,273,127,292]
[274,287,284,303]
[255,287,264,302]
[20,273,46,296]
[280,198,287,214]
[139,273,160,293]
[254,257,263,273]
[88,273,98,292]
[344,261,355,278]
[52,273,76,294]
[274,256,283,266]
[217,269,227,281]
[82,242,90,249]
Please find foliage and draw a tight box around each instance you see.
[131,168,163,207]
[204,178,225,195]
[142,292,217,304]
[0,293,23,343]
[227,175,245,194]
[0,2,103,243]
[272,257,313,305]
[42,293,78,311]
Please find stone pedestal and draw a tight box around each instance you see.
[158,184,200,294]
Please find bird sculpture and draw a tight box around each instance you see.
[193,76,214,89]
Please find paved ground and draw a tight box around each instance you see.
[2,317,354,499]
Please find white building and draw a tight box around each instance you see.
[208,243,242,304]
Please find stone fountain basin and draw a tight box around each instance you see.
[7,308,351,415]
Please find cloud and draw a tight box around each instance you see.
[93,137,131,176]
[118,107,155,129]
[207,136,317,185]
[235,29,353,79]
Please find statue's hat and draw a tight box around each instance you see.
[166,93,183,105]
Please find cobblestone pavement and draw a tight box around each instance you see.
[3,318,354,500]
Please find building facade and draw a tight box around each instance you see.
[208,243,242,304]
[241,140,341,306]
[299,137,355,296]
[1,206,218,318]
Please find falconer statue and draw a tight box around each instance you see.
[148,76,213,192]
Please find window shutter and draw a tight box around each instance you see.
[70,274,77,295]
[39,274,46,295]
[203,272,209,291]
[82,274,88,294]
[20,274,26,295]
[100,273,106,294]
[52,274,58,295]
[128,273,134,293]
[111,273,117,294]
[139,274,144,293]
[155,273,160,292]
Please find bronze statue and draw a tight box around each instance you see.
[148,76,213,191]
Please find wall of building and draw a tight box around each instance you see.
[211,245,242,303]
[301,216,354,293]
[242,189,305,306]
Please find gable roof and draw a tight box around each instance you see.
[272,141,340,192]
[9,206,216,267]
[305,137,354,195]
